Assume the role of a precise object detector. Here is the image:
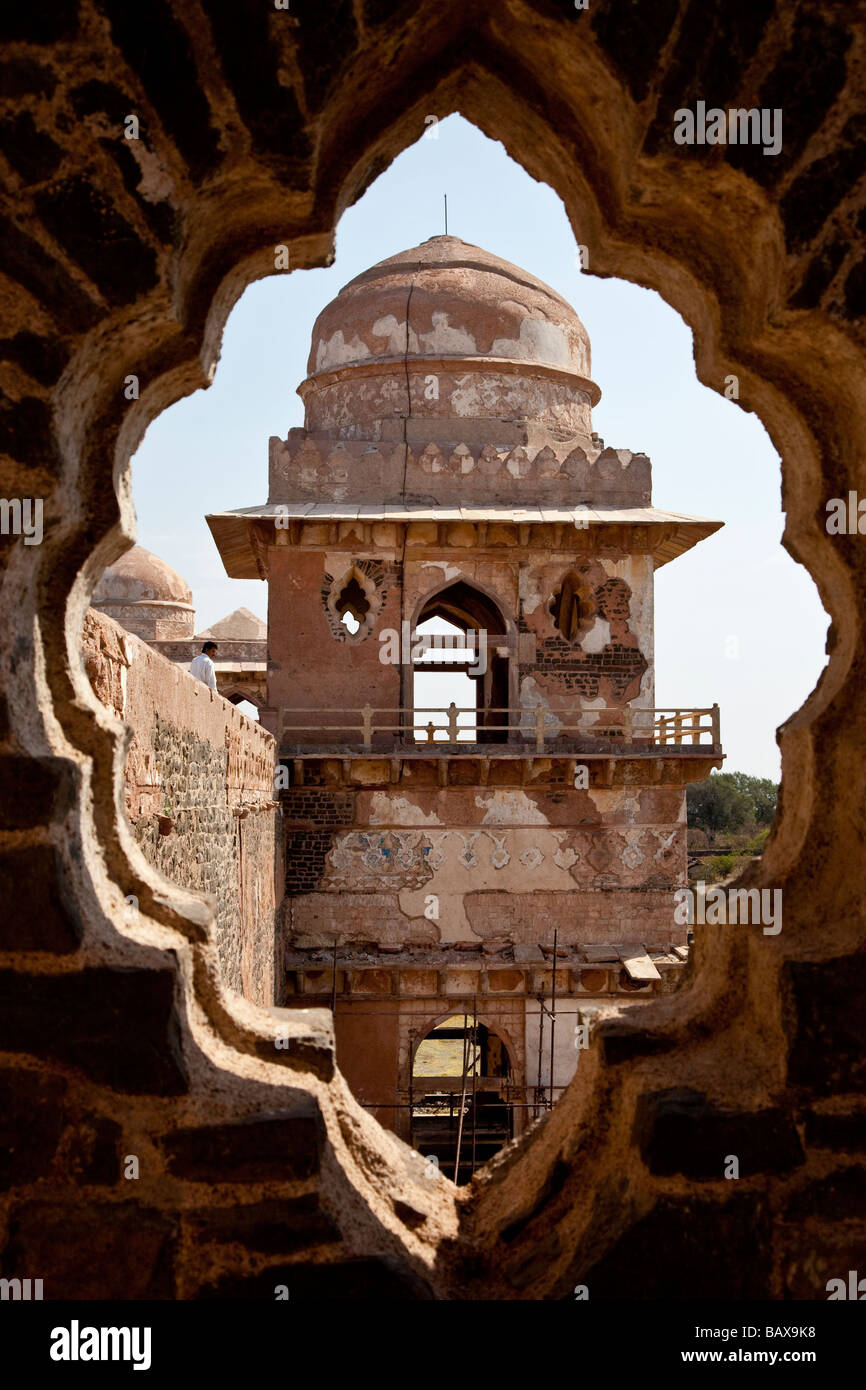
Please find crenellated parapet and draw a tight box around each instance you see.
[268,431,651,507]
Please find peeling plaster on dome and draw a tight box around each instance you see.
[417,311,478,356]
[370,314,420,356]
[315,329,372,371]
[490,315,574,371]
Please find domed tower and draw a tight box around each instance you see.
[92,545,195,641]
[207,237,724,1174]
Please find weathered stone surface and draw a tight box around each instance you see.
[83,606,279,1005]
[197,1254,435,1301]
[1,1202,177,1299]
[805,1111,866,1152]
[635,1089,805,1178]
[575,1195,773,1300]
[784,953,866,1096]
[0,968,188,1095]
[0,756,74,830]
[0,844,81,952]
[784,1167,866,1222]
[0,1069,66,1189]
[187,1194,340,1253]
[164,1102,324,1183]
[63,1114,122,1186]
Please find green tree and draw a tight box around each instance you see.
[686,778,761,839]
[722,772,778,825]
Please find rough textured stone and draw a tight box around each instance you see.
[784,953,866,1096]
[805,1111,866,1152]
[83,606,280,1004]
[164,1103,324,1183]
[188,1194,341,1253]
[1,1202,177,1300]
[62,1114,123,1186]
[0,1069,67,1189]
[0,968,188,1095]
[784,1167,866,1223]
[635,1088,805,1178]
[197,1254,435,1301]
[575,1195,773,1300]
[0,844,81,952]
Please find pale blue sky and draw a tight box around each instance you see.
[130,116,826,780]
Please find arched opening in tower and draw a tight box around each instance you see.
[412,580,510,744]
[411,1013,513,1184]
[412,616,477,741]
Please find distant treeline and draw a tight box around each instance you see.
[686,771,778,845]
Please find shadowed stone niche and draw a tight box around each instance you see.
[0,0,864,1301]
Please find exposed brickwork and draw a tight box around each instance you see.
[285,829,338,895]
[281,787,355,827]
[532,637,648,700]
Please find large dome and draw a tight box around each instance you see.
[92,545,195,641]
[298,236,600,443]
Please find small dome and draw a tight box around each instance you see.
[94,545,193,606]
[93,546,194,642]
[307,236,594,378]
[299,236,600,442]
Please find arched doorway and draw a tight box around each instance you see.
[410,580,512,745]
[410,1012,515,1184]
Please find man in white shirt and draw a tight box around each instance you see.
[189,641,218,690]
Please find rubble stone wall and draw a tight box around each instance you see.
[83,608,281,1005]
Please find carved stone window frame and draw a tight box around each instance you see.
[324,563,383,643]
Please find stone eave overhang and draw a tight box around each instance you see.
[206,503,723,579]
[278,747,724,790]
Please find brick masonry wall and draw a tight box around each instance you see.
[84,609,281,1006]
[281,782,688,947]
[282,788,355,895]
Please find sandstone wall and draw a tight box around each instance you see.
[83,608,281,1006]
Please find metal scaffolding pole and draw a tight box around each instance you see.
[453,1010,471,1182]
[535,979,545,1122]
[470,993,478,1177]
[549,927,558,1111]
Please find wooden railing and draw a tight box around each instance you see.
[277,704,721,752]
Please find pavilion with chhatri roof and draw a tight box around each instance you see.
[205,235,724,1180]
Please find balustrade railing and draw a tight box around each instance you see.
[276,704,721,752]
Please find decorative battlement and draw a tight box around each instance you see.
[268,432,651,507]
